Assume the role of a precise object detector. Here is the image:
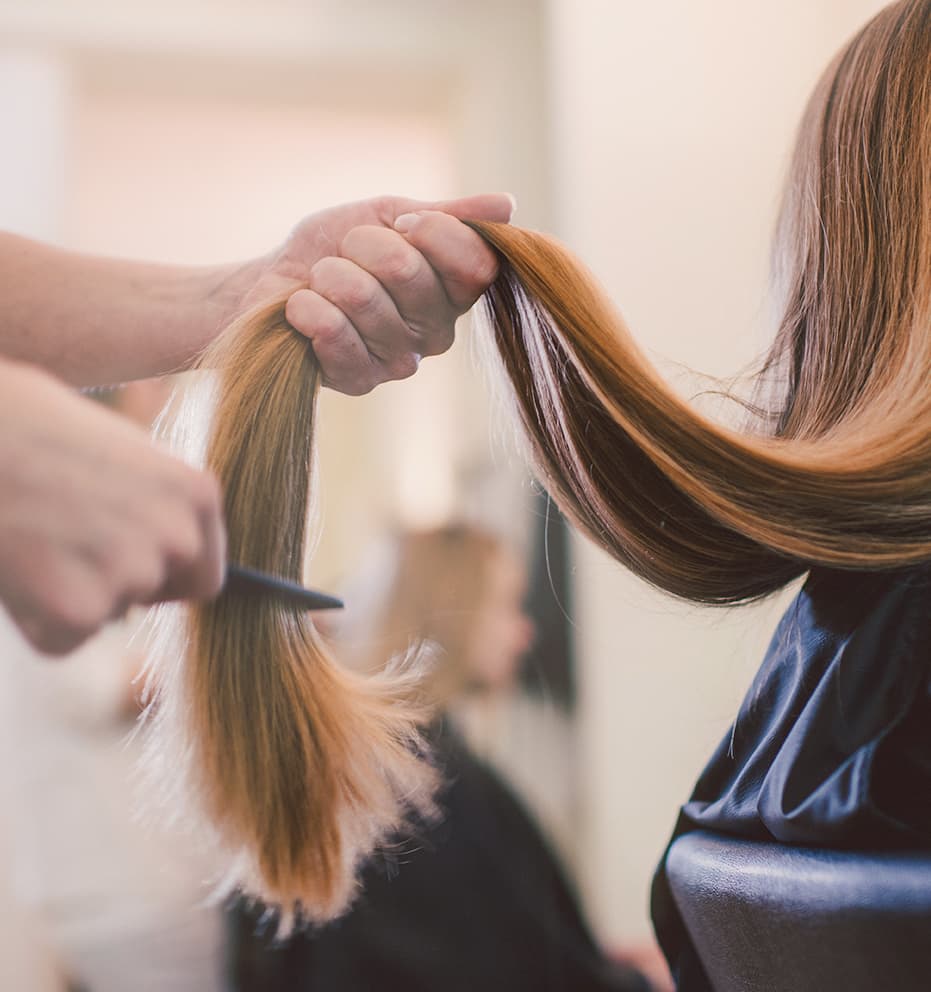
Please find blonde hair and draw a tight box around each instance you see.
[143,300,436,924]
[142,0,930,924]
[339,525,508,707]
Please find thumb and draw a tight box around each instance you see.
[431,192,516,223]
[388,192,516,225]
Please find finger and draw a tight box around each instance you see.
[17,614,89,657]
[376,192,516,227]
[306,256,422,380]
[392,211,500,311]
[285,287,379,395]
[157,473,226,602]
[155,515,222,603]
[17,561,110,656]
[429,192,516,223]
[196,488,226,599]
[339,226,456,357]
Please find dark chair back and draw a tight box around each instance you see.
[666,830,931,992]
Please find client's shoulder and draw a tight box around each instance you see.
[790,562,930,661]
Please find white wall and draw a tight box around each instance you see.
[0,45,83,992]
[546,0,891,943]
[0,50,71,241]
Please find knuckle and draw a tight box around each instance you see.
[12,559,115,655]
[421,326,455,358]
[467,247,499,289]
[308,255,341,289]
[385,353,420,381]
[311,258,379,313]
[129,552,168,600]
[373,194,408,220]
[309,304,348,344]
[165,519,203,568]
[26,623,79,657]
[43,589,107,651]
[342,276,379,313]
[380,245,423,287]
[187,469,222,517]
[341,370,378,396]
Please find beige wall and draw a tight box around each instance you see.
[546,0,891,943]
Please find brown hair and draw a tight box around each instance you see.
[469,0,930,603]
[143,0,930,922]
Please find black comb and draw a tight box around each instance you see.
[225,563,344,611]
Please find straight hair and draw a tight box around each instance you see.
[143,300,436,923]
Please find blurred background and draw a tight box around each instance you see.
[0,0,890,988]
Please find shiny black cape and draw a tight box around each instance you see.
[651,565,931,990]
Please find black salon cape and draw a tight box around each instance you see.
[651,565,931,991]
[227,723,649,992]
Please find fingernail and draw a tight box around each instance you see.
[505,193,518,219]
[394,213,419,233]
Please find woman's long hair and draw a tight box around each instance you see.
[470,0,931,604]
[143,0,930,922]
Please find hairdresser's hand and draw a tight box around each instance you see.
[246,193,513,395]
[0,360,226,656]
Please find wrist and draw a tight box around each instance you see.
[200,254,271,343]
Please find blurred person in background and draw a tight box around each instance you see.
[0,378,225,992]
[227,524,664,992]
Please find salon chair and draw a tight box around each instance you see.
[666,830,931,992]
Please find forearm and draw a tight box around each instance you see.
[0,231,268,386]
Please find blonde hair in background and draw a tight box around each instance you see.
[338,526,507,708]
[141,0,929,926]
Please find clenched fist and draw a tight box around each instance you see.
[0,360,225,655]
[248,193,514,394]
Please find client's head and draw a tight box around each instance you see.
[339,525,535,708]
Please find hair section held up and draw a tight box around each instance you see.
[142,299,435,924]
